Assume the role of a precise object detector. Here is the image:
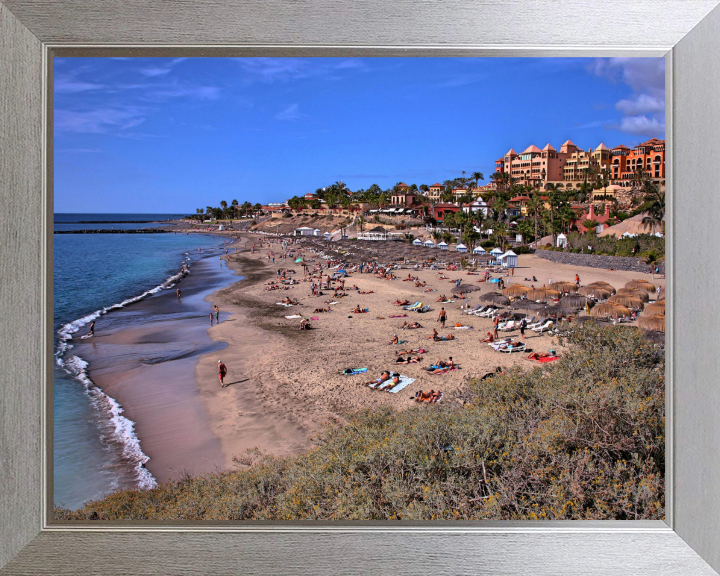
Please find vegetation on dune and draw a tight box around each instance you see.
[56,324,664,521]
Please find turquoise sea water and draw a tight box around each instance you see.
[53,214,232,509]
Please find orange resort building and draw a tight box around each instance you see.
[391,183,417,206]
[495,139,665,190]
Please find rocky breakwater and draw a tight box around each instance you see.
[535,249,664,275]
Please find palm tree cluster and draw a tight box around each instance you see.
[194,199,260,220]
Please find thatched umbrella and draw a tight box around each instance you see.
[644,301,665,316]
[638,315,665,332]
[510,299,547,311]
[587,281,616,294]
[479,292,510,306]
[451,283,481,294]
[616,288,650,302]
[548,281,578,293]
[527,288,561,302]
[560,293,590,306]
[502,284,530,298]
[625,279,656,293]
[589,303,632,319]
[558,297,591,312]
[608,294,645,310]
[578,285,613,299]
[537,305,564,318]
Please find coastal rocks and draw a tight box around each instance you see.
[535,249,664,275]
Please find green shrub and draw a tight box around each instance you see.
[57,324,663,522]
[480,240,495,249]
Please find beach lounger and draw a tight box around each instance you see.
[498,320,516,331]
[532,320,554,333]
[526,319,545,330]
[403,302,421,310]
[488,339,512,350]
[285,315,302,319]
[415,305,431,313]
[477,307,496,318]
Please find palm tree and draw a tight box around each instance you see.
[357,216,365,233]
[640,181,665,232]
[471,171,484,188]
[641,249,665,270]
[580,219,600,236]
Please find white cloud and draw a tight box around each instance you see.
[55,78,106,93]
[233,57,366,83]
[276,103,303,121]
[613,115,665,137]
[55,107,146,134]
[615,93,665,115]
[590,58,665,138]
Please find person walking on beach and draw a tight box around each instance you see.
[519,317,527,338]
[218,360,228,388]
[210,312,214,326]
[438,307,447,329]
[575,274,580,288]
[214,305,220,323]
[89,320,95,337]
[493,315,499,340]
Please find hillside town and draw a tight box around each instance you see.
[189,138,665,252]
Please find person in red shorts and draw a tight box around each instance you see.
[218,360,228,388]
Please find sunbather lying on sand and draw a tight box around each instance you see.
[395,348,427,356]
[358,290,374,294]
[314,307,331,313]
[526,350,557,360]
[377,374,402,391]
[395,356,422,364]
[480,366,505,380]
[400,320,422,330]
[413,390,442,404]
[363,371,390,387]
[394,299,410,306]
[433,334,455,341]
[414,281,427,287]
[426,328,438,340]
[353,305,368,313]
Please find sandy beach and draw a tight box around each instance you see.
[187,234,665,477]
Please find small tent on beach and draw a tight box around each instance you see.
[473,246,487,255]
[438,241,449,250]
[424,239,436,248]
[412,238,423,246]
[498,249,518,268]
[455,243,468,253]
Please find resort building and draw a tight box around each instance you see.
[494,139,665,190]
[431,203,461,222]
[462,199,490,217]
[391,184,417,206]
[613,138,666,186]
[428,183,445,200]
[575,204,615,233]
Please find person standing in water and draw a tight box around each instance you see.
[89,320,95,336]
[218,360,228,388]
[176,288,181,299]
[214,305,220,324]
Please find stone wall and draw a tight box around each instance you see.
[534,249,665,275]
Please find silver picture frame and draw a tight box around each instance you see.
[2,0,720,573]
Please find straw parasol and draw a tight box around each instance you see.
[644,301,665,316]
[452,283,481,294]
[502,284,530,297]
[558,296,591,311]
[587,281,616,294]
[479,292,510,306]
[537,305,564,318]
[510,300,547,311]
[625,279,656,293]
[616,288,650,302]
[608,294,645,310]
[527,288,561,302]
[637,315,665,332]
[578,285,613,298]
[548,281,578,293]
[589,303,632,319]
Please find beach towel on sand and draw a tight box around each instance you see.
[342,367,368,375]
[285,314,302,319]
[370,375,415,393]
[536,355,560,363]
[310,316,319,320]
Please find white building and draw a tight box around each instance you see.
[498,250,518,268]
[294,227,315,236]
[463,199,490,217]
[438,241,449,250]
[456,243,468,253]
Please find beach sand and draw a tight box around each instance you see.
[191,236,665,474]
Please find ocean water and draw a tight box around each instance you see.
[53,214,234,510]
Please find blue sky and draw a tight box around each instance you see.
[54,57,665,213]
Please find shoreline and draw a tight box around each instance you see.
[66,232,665,506]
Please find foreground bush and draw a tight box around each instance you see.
[56,324,664,521]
